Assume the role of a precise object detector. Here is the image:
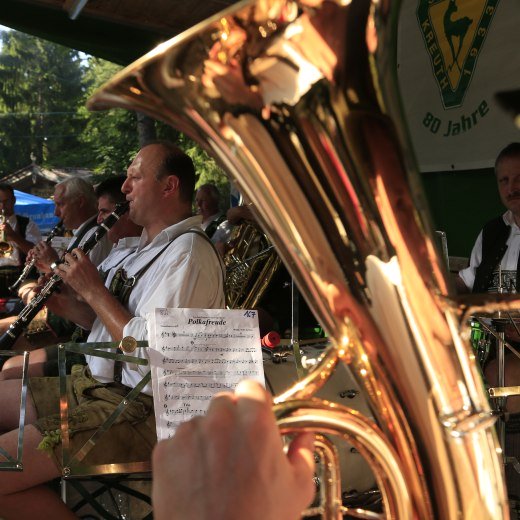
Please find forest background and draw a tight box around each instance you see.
[0,29,230,202]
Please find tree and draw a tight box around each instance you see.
[0,30,85,173]
[79,57,140,176]
[0,29,231,203]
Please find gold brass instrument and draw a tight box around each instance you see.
[0,209,14,258]
[89,0,512,517]
[224,220,282,309]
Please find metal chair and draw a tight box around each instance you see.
[0,350,29,472]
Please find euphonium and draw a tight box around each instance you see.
[89,0,512,517]
[224,220,282,309]
[0,209,14,258]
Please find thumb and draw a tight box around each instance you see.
[287,432,316,503]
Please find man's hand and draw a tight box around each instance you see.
[152,380,316,520]
[53,248,104,304]
[29,241,59,273]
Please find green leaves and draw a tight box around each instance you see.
[0,30,229,206]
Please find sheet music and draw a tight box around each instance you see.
[148,308,264,440]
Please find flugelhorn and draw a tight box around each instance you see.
[8,220,65,294]
[0,203,128,350]
[89,1,509,517]
[0,209,13,258]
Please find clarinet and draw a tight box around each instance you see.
[0,202,129,350]
[8,220,65,294]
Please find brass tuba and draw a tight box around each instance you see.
[224,220,282,309]
[89,0,512,517]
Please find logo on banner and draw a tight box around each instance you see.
[417,0,499,109]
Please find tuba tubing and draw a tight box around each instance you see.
[88,1,509,517]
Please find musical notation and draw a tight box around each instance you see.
[148,307,265,441]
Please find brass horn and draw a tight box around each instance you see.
[224,220,282,309]
[88,0,509,517]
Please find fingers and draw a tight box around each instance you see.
[234,379,272,419]
[287,432,316,476]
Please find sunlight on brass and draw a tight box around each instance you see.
[88,0,509,517]
[489,386,520,399]
[0,209,13,257]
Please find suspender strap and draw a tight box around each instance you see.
[113,228,224,382]
[16,215,29,239]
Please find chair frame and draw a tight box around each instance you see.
[0,350,29,471]
[58,341,151,477]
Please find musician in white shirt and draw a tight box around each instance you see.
[0,142,224,518]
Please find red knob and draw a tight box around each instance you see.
[261,331,281,348]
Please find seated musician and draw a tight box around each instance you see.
[0,175,141,379]
[195,183,226,238]
[31,176,113,274]
[0,142,225,517]
[0,177,113,353]
[456,142,520,413]
[0,183,42,298]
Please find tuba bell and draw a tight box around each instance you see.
[88,0,512,517]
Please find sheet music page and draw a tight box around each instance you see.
[148,308,264,440]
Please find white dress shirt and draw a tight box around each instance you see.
[86,215,225,394]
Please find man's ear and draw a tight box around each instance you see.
[163,175,180,196]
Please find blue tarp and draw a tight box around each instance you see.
[13,190,58,235]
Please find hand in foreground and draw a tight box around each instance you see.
[152,380,316,520]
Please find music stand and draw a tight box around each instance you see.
[57,340,150,477]
[0,350,29,471]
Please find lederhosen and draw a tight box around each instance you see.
[471,217,520,433]
[0,215,30,297]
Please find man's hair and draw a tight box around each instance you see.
[0,183,15,198]
[57,177,97,208]
[95,175,126,204]
[197,184,220,206]
[495,143,520,173]
[143,141,196,204]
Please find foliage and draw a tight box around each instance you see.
[0,30,85,173]
[174,132,230,210]
[80,57,139,176]
[0,29,230,208]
